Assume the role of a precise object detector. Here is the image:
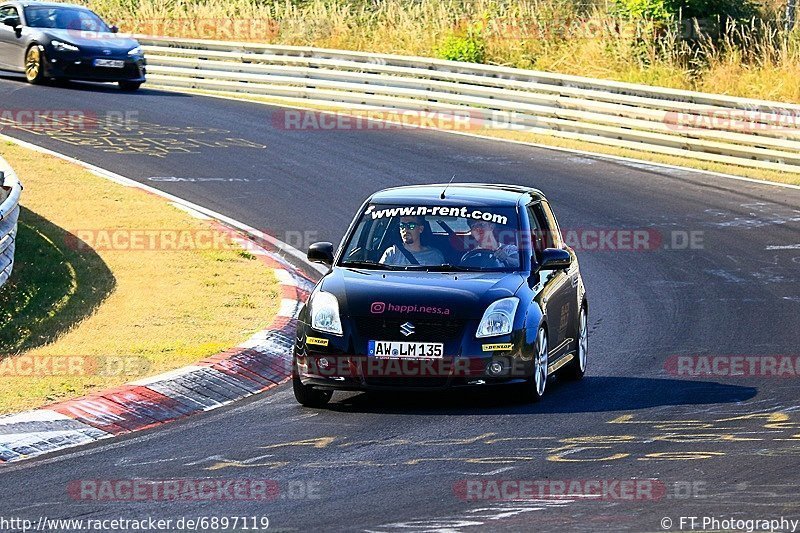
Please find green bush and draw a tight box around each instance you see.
[613,0,758,21]
[613,0,673,21]
[436,27,486,63]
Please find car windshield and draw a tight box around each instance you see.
[339,203,523,272]
[23,6,110,32]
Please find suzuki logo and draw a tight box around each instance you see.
[400,322,415,337]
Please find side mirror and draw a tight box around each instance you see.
[2,16,20,28]
[110,25,119,33]
[307,242,334,266]
[539,248,571,270]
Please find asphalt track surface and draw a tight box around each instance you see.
[0,77,799,532]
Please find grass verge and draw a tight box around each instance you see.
[0,141,280,414]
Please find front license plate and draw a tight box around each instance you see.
[94,59,125,68]
[368,341,444,359]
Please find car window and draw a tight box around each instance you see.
[529,201,563,250]
[0,5,19,20]
[339,203,521,272]
[23,6,110,31]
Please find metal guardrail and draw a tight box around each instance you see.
[0,157,21,289]
[138,36,800,174]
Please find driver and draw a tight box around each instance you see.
[380,215,445,266]
[463,219,520,268]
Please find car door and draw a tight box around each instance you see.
[0,4,22,70]
[529,201,577,360]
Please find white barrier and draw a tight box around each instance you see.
[138,36,800,174]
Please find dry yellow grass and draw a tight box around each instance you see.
[0,141,280,413]
[77,0,800,103]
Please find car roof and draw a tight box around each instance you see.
[368,183,546,206]
[17,1,90,9]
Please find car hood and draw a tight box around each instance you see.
[320,267,526,320]
[45,29,139,51]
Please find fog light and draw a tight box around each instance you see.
[487,361,504,376]
[318,357,330,369]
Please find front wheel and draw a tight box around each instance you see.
[25,45,46,84]
[118,81,142,91]
[292,374,333,407]
[516,327,548,403]
[562,306,588,380]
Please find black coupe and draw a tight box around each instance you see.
[0,1,145,89]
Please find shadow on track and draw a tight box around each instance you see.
[0,73,188,97]
[325,376,757,415]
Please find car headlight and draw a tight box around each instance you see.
[310,291,343,336]
[127,46,142,56]
[476,297,519,338]
[51,40,79,52]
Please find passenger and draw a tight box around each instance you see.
[380,215,445,266]
[464,219,520,268]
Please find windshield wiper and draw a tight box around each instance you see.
[341,261,407,271]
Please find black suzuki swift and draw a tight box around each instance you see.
[293,184,588,406]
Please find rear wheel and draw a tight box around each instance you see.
[516,327,548,403]
[562,306,587,380]
[118,81,142,91]
[25,45,45,84]
[292,373,333,407]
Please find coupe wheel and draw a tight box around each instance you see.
[562,306,588,380]
[25,45,45,84]
[293,372,333,407]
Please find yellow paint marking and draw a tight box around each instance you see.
[639,451,725,461]
[559,435,636,445]
[651,433,762,443]
[404,456,536,466]
[716,413,790,423]
[547,448,630,462]
[417,433,497,445]
[206,460,290,471]
[260,437,338,449]
[484,437,557,445]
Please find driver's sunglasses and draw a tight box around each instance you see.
[398,222,421,230]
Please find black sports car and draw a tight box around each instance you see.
[0,1,145,89]
[293,183,588,406]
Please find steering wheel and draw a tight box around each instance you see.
[460,248,502,268]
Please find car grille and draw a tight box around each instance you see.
[62,62,143,80]
[355,317,466,342]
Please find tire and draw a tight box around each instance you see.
[516,326,548,403]
[25,45,46,84]
[118,81,142,91]
[292,373,333,407]
[562,306,588,381]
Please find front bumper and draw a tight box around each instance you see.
[294,320,534,391]
[44,53,146,82]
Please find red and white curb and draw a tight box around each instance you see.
[0,222,316,463]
